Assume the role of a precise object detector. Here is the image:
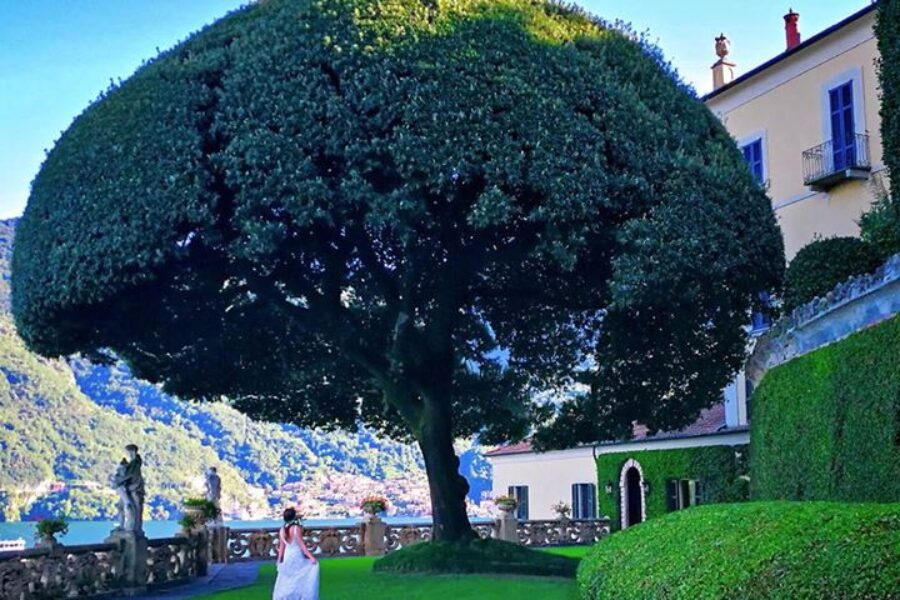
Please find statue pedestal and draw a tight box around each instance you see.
[106,530,148,595]
[208,525,229,564]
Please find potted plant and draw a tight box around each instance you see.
[178,514,199,532]
[181,497,220,531]
[552,501,571,521]
[34,517,68,547]
[360,495,389,519]
[493,495,518,514]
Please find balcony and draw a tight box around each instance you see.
[802,133,871,191]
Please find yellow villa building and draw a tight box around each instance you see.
[487,4,889,524]
[706,4,884,259]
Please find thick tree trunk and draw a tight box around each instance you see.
[416,401,476,543]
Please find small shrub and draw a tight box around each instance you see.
[782,237,882,311]
[859,194,900,259]
[178,514,198,530]
[374,538,579,578]
[577,502,900,600]
[35,517,68,540]
[183,497,220,522]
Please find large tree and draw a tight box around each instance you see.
[12,0,783,541]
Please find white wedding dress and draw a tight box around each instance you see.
[273,525,320,600]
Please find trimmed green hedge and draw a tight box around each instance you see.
[577,501,900,600]
[373,538,579,577]
[751,315,900,502]
[782,237,882,311]
[878,0,900,193]
[596,444,748,529]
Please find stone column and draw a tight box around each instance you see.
[105,530,148,596]
[208,525,229,564]
[362,516,386,556]
[497,510,519,544]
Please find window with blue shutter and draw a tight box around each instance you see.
[571,483,597,519]
[508,485,529,520]
[740,139,764,183]
[829,81,856,170]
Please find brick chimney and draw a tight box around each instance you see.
[711,33,736,90]
[784,9,801,50]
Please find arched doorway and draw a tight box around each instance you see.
[619,459,646,529]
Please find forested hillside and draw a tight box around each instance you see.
[0,219,491,521]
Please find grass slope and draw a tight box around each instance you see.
[200,550,585,600]
[578,501,900,600]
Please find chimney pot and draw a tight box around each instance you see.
[784,9,801,50]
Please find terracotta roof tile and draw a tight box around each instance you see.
[486,403,737,457]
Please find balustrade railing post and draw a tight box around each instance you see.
[497,512,519,544]
[209,525,229,564]
[362,517,386,556]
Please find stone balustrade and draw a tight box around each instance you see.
[746,252,900,385]
[516,518,610,546]
[0,517,611,596]
[0,531,208,600]
[218,517,610,563]
[0,542,121,600]
[146,534,207,587]
[224,525,363,562]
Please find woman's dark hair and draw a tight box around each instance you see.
[283,507,298,523]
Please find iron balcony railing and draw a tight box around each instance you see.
[802,133,871,190]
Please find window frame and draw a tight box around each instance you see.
[571,483,597,520]
[508,485,529,520]
[737,132,768,185]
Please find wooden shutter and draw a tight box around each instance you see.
[666,480,678,512]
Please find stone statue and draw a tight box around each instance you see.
[112,458,134,531]
[113,444,145,534]
[715,33,730,59]
[205,467,222,523]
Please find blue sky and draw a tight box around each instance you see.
[0,0,870,219]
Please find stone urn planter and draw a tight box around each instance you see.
[180,498,219,533]
[493,496,518,515]
[360,496,389,522]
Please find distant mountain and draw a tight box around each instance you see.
[0,219,491,522]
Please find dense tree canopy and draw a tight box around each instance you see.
[12,0,783,539]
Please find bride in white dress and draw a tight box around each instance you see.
[273,507,320,600]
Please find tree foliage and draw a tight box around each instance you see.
[12,0,783,538]
[781,237,881,312]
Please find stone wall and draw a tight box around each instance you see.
[746,252,900,385]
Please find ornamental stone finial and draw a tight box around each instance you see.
[715,33,730,59]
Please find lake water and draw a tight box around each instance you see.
[0,516,448,549]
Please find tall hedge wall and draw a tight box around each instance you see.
[595,444,748,529]
[877,0,899,191]
[751,315,900,502]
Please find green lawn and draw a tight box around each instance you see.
[200,547,589,600]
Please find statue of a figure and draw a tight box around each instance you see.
[112,458,134,531]
[205,467,222,523]
[113,444,145,534]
